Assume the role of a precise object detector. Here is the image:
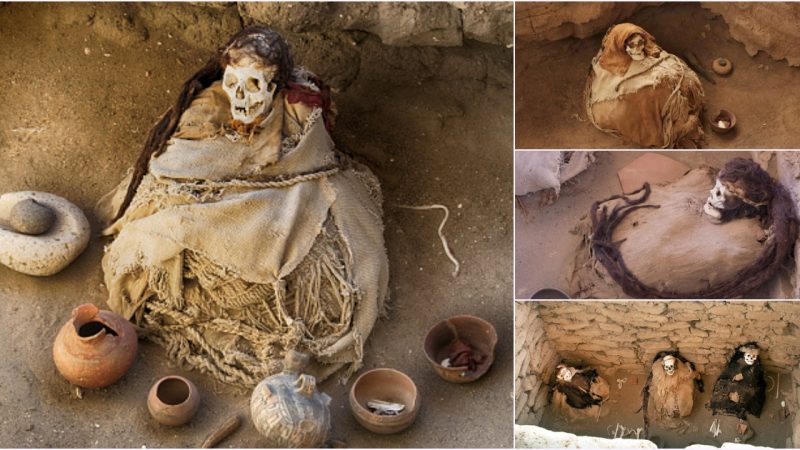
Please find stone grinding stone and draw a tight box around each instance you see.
[9,198,56,235]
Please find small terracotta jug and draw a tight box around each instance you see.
[250,351,331,448]
[147,375,201,426]
[52,303,138,388]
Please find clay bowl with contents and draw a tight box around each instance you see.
[147,375,201,426]
[424,315,498,383]
[349,368,420,434]
[710,109,736,134]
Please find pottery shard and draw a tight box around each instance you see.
[701,2,800,66]
[10,199,56,235]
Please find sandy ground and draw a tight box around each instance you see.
[0,3,513,448]
[513,150,783,299]
[515,3,800,149]
[539,368,793,448]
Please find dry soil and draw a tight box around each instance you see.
[0,3,513,448]
[515,3,800,149]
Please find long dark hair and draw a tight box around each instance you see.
[112,25,294,222]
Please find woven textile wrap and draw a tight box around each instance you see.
[552,372,610,422]
[585,23,705,148]
[568,168,771,299]
[97,79,389,387]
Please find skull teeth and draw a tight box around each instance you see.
[233,101,264,117]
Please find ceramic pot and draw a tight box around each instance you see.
[423,315,498,383]
[710,110,737,134]
[349,368,420,434]
[147,376,201,426]
[250,351,331,448]
[52,303,138,388]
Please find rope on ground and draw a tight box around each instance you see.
[395,203,460,277]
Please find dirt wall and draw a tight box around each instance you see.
[702,2,800,67]
[515,301,559,425]
[536,301,800,374]
[238,2,513,47]
[515,2,654,43]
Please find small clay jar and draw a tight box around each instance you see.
[250,351,331,448]
[147,376,201,426]
[53,303,138,388]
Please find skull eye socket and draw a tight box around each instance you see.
[224,73,238,88]
[245,77,261,93]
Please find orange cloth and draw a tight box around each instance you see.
[598,23,662,76]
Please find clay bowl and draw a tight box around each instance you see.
[147,376,201,426]
[710,109,736,134]
[349,368,420,434]
[530,288,569,299]
[423,315,498,383]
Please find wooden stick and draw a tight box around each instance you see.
[200,414,242,448]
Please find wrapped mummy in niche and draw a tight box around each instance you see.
[585,23,705,148]
[551,363,610,421]
[641,351,703,435]
[96,26,389,387]
[710,343,767,419]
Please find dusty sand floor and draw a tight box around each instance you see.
[515,3,800,149]
[539,368,792,448]
[0,3,513,448]
[513,151,781,299]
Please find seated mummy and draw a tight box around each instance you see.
[642,351,703,433]
[585,23,705,148]
[551,363,610,421]
[571,157,797,299]
[96,26,388,387]
[710,343,767,419]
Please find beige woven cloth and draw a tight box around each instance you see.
[569,168,766,298]
[585,24,705,148]
[97,80,389,386]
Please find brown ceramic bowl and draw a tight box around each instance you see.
[710,109,736,134]
[349,368,420,434]
[147,375,201,426]
[423,315,498,383]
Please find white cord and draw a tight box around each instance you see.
[396,204,460,277]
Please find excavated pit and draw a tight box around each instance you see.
[515,301,800,448]
[0,2,512,447]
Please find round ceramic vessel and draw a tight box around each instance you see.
[250,351,331,448]
[147,375,201,426]
[710,109,737,134]
[423,315,498,383]
[712,57,733,76]
[349,368,420,434]
[52,303,138,388]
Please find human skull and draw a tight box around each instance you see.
[222,62,278,124]
[625,34,646,61]
[663,355,676,376]
[742,347,759,366]
[556,365,575,383]
[704,179,743,219]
